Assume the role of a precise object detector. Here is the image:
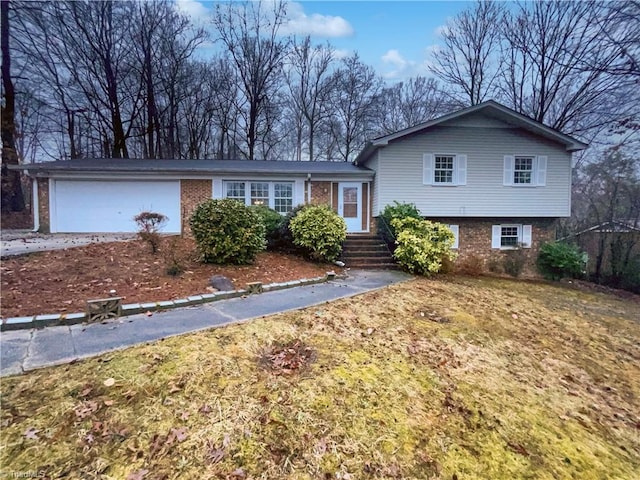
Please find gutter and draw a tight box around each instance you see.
[32,177,39,232]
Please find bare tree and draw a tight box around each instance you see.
[206,56,242,159]
[1,0,25,212]
[574,147,640,282]
[588,0,640,79]
[430,0,504,106]
[212,0,289,160]
[375,77,449,135]
[499,0,638,140]
[284,36,335,161]
[328,54,382,162]
[148,6,206,159]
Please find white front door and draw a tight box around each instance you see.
[338,182,362,232]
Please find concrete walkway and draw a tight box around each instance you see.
[0,269,411,376]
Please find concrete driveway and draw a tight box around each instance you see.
[0,230,138,257]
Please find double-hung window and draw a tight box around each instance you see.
[224,181,294,214]
[504,155,547,186]
[423,153,467,185]
[250,182,269,206]
[225,182,245,202]
[273,183,293,214]
[491,224,532,249]
[514,157,533,184]
[434,155,455,183]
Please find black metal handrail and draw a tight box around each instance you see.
[377,215,397,253]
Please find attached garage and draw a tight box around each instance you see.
[50,180,181,233]
[18,158,374,235]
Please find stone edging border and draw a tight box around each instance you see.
[1,272,346,332]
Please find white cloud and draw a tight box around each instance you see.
[380,49,430,81]
[382,49,408,68]
[333,48,352,60]
[434,24,451,37]
[280,2,354,38]
[175,0,210,20]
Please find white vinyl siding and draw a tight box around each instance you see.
[423,153,467,186]
[503,155,547,186]
[491,224,532,249]
[373,125,571,217]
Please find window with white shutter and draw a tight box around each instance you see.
[504,155,546,186]
[491,224,533,249]
[423,153,466,186]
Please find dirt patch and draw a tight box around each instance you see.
[0,237,339,318]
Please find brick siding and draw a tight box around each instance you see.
[180,179,212,236]
[307,181,333,207]
[427,217,556,277]
[37,178,50,233]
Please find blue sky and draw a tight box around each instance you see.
[177,0,473,80]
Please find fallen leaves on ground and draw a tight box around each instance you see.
[1,237,336,318]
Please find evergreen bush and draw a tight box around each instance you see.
[537,242,587,280]
[249,205,284,249]
[391,217,456,275]
[271,204,307,252]
[289,205,347,262]
[189,199,265,264]
[378,201,422,250]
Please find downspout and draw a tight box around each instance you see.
[307,173,311,204]
[31,176,39,232]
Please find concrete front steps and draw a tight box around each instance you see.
[340,234,398,269]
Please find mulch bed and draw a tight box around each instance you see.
[1,237,339,318]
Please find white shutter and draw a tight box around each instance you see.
[491,225,502,249]
[294,179,305,207]
[423,153,434,185]
[456,155,467,185]
[212,178,223,199]
[503,155,515,185]
[521,225,532,248]
[449,224,459,249]
[536,156,547,186]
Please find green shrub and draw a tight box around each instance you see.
[133,211,167,254]
[502,245,527,278]
[378,201,422,250]
[391,217,457,275]
[289,204,347,262]
[619,255,640,293]
[271,204,307,252]
[189,199,265,264]
[537,242,587,280]
[249,205,284,249]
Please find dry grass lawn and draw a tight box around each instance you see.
[1,276,639,479]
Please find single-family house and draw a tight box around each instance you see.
[15,100,587,271]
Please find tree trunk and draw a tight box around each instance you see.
[1,0,25,212]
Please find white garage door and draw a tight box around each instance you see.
[52,180,181,233]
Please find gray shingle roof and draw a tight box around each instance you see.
[16,158,374,178]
